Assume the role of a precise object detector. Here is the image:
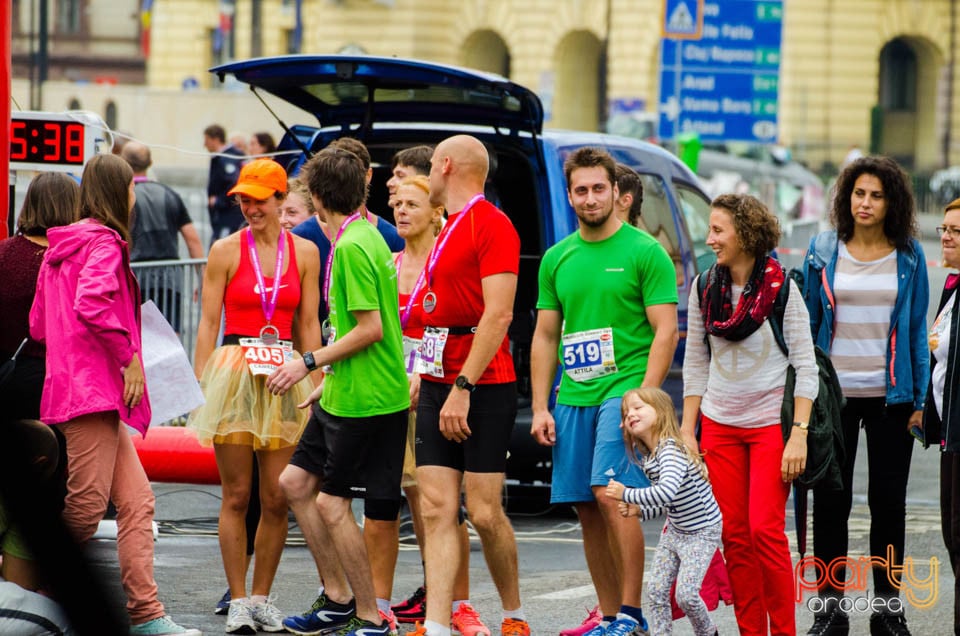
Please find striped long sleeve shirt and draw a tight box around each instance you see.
[621,439,722,532]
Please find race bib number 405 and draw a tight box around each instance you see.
[239,338,294,376]
[561,328,617,382]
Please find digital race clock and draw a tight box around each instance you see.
[9,111,102,173]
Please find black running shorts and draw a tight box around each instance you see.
[289,404,408,500]
[415,380,517,473]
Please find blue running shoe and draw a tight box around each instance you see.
[582,624,606,636]
[215,588,231,615]
[606,614,648,636]
[282,594,356,636]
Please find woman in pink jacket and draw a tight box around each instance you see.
[29,154,199,636]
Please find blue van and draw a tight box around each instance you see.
[212,55,714,498]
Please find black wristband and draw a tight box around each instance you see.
[302,351,318,372]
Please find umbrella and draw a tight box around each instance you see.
[794,482,808,557]
[0,338,28,388]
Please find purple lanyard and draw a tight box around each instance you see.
[324,212,363,307]
[396,250,424,330]
[246,227,286,325]
[401,194,484,328]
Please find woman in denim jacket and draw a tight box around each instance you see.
[800,156,929,636]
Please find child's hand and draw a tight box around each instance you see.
[618,501,640,518]
[605,479,625,500]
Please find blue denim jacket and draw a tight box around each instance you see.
[799,230,930,411]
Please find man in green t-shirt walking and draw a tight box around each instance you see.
[530,147,679,636]
[268,147,409,636]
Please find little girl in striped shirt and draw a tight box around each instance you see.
[606,387,723,636]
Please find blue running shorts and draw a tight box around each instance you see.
[550,396,650,504]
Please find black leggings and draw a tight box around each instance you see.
[812,397,914,601]
[941,451,960,634]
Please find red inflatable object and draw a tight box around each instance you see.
[132,426,221,484]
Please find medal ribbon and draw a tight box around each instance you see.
[323,211,363,307]
[402,194,484,326]
[246,227,286,326]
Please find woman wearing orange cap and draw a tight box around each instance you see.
[189,158,322,633]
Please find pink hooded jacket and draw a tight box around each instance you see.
[29,220,151,435]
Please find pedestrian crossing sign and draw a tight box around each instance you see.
[662,0,704,40]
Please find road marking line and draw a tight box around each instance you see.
[533,584,596,600]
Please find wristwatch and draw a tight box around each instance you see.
[793,421,809,431]
[454,375,476,392]
[302,351,318,372]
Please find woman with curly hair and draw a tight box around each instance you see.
[800,156,929,636]
[681,193,818,636]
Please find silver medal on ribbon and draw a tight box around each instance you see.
[422,291,437,314]
[260,324,280,346]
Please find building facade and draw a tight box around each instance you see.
[9,0,960,173]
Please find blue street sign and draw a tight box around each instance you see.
[662,0,704,39]
[658,0,783,143]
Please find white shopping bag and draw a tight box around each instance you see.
[140,300,205,426]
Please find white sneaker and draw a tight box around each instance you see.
[225,599,256,635]
[252,598,285,633]
[130,615,202,636]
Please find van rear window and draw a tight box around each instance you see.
[303,82,522,112]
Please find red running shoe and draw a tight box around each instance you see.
[452,603,490,636]
[391,586,426,624]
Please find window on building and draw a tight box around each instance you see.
[105,101,117,130]
[879,39,917,112]
[12,0,23,35]
[55,0,84,34]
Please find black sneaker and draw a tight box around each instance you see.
[870,611,911,636]
[282,594,356,636]
[806,608,849,635]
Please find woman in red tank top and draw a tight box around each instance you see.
[188,159,322,631]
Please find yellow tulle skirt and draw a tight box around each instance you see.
[188,345,314,450]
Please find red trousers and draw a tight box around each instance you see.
[700,416,795,636]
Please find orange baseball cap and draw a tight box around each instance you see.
[228,158,288,199]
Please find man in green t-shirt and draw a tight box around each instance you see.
[530,147,679,636]
[268,147,409,636]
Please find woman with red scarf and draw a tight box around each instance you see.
[680,193,818,636]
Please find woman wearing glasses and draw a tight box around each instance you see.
[924,200,960,636]
[799,155,929,636]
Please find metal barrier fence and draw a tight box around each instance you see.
[913,175,938,215]
[132,258,206,363]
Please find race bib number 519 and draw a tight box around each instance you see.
[561,328,617,382]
